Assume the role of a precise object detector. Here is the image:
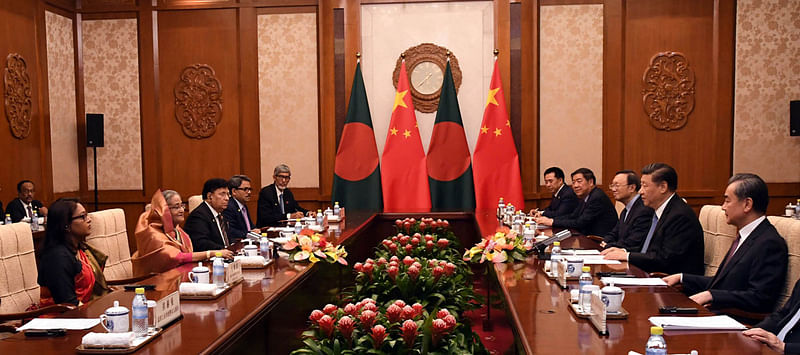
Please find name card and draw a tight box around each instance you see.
[225,259,243,284]
[155,291,181,329]
[556,261,568,289]
[589,292,608,336]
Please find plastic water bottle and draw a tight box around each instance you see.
[294,218,302,234]
[132,287,148,337]
[333,202,341,217]
[579,266,593,312]
[316,209,323,225]
[550,242,562,277]
[213,252,225,287]
[795,199,800,220]
[3,214,11,225]
[30,210,39,231]
[497,198,505,220]
[645,326,667,355]
[260,233,270,259]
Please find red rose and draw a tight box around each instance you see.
[389,260,399,268]
[401,319,418,347]
[344,303,358,316]
[377,257,387,266]
[354,262,363,272]
[319,315,335,337]
[437,239,449,248]
[430,220,438,228]
[442,220,450,228]
[437,309,450,319]
[359,310,376,329]
[363,263,374,275]
[408,265,420,280]
[424,234,434,242]
[412,261,422,270]
[323,304,338,315]
[371,325,387,349]
[366,258,374,264]
[389,243,398,253]
[338,316,355,339]
[387,265,399,280]
[433,266,445,280]
[411,237,420,246]
[409,218,416,224]
[443,314,457,329]
[386,304,403,323]
[404,244,414,253]
[309,309,324,323]
[391,236,398,242]
[418,221,426,230]
[399,235,410,245]
[403,221,411,232]
[394,300,407,308]
[403,256,414,266]
[426,240,434,250]
[390,256,400,262]
[395,219,403,227]
[445,262,456,276]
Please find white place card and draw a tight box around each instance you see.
[155,291,181,329]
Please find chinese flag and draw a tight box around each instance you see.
[472,60,524,210]
[381,61,431,212]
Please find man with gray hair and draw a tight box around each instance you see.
[257,164,308,227]
[223,175,259,239]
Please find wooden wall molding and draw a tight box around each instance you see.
[3,53,33,139]
[173,63,223,139]
[642,51,695,131]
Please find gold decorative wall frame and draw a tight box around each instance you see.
[641,51,695,131]
[4,53,32,139]
[174,63,223,139]
[392,43,462,113]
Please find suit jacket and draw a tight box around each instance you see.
[542,185,579,218]
[256,184,307,227]
[628,194,704,275]
[184,202,230,252]
[603,196,655,251]
[756,279,800,354]
[682,218,787,314]
[552,187,618,237]
[6,198,44,222]
[222,199,255,240]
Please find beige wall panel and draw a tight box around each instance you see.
[46,11,79,193]
[361,1,494,156]
[258,13,319,188]
[733,0,800,182]
[538,5,604,183]
[82,19,143,190]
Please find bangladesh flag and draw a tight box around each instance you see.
[427,60,475,211]
[332,62,382,211]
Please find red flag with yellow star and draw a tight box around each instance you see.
[380,61,431,212]
[472,59,524,210]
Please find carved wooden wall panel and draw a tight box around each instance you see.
[173,64,223,139]
[641,51,695,131]
[4,53,32,139]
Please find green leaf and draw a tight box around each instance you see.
[303,338,322,353]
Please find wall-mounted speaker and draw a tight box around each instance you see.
[86,113,104,147]
[791,100,799,136]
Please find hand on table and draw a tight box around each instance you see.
[534,216,553,226]
[216,249,234,259]
[528,209,541,217]
[662,273,681,286]
[601,247,628,261]
[743,328,785,353]
[689,290,713,306]
[290,212,304,219]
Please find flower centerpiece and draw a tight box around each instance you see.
[463,226,529,264]
[281,228,348,265]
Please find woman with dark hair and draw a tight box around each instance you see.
[38,199,110,306]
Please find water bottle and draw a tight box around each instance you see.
[333,202,341,217]
[550,242,562,277]
[294,218,302,234]
[3,214,11,225]
[645,326,667,355]
[213,252,225,287]
[260,233,270,259]
[795,199,800,220]
[316,209,323,225]
[497,198,505,220]
[31,210,39,231]
[523,224,535,249]
[579,266,593,312]
[132,287,148,337]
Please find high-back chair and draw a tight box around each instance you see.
[188,195,203,213]
[768,216,800,307]
[698,205,737,277]
[85,209,133,281]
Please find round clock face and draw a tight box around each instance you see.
[410,61,444,95]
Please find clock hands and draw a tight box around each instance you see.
[416,72,433,88]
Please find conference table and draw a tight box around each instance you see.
[0,211,780,354]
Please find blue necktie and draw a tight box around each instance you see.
[279,193,285,214]
[640,214,659,253]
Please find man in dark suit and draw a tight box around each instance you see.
[601,170,654,251]
[535,168,618,237]
[662,173,787,314]
[603,163,704,275]
[257,164,308,227]
[531,167,579,218]
[223,174,258,240]
[744,279,800,354]
[185,178,234,252]
[6,180,48,222]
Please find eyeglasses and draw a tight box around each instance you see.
[235,187,253,192]
[275,175,291,181]
[71,213,88,221]
[609,184,630,190]
[169,202,188,211]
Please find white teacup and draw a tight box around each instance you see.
[243,244,258,257]
[601,283,625,313]
[188,262,210,283]
[565,257,584,278]
[99,300,129,333]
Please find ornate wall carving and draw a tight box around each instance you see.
[391,43,462,113]
[4,53,32,139]
[641,51,695,131]
[174,64,223,139]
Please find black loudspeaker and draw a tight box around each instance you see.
[791,100,799,136]
[86,113,104,147]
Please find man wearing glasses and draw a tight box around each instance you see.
[257,164,308,227]
[600,170,654,251]
[223,175,259,239]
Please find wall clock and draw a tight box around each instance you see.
[392,43,462,113]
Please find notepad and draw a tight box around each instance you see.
[600,277,667,286]
[17,318,101,331]
[582,259,622,265]
[562,249,601,255]
[648,315,747,330]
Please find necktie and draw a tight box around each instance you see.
[279,193,285,215]
[26,205,33,219]
[620,208,629,223]
[217,214,230,247]
[777,304,800,341]
[640,214,659,253]
[241,205,251,230]
[719,234,742,273]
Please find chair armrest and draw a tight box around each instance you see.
[106,273,157,285]
[0,303,76,322]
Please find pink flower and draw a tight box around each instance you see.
[412,262,422,270]
[389,243,398,253]
[391,235,398,242]
[441,220,450,228]
[413,233,422,239]
[437,309,450,319]
[430,220,438,228]
[371,325,387,349]
[390,256,400,262]
[443,314,457,329]
[445,263,456,276]
[365,258,374,264]
[354,262,363,272]
[388,260,399,268]
[402,305,416,320]
[432,318,449,345]
[363,263,374,276]
[418,221,427,230]
[359,310,377,329]
[407,265,420,280]
[409,218,416,224]
[387,265,399,280]
[362,303,377,312]
[319,315,335,337]
[309,309,324,323]
[377,257,387,266]
[412,303,423,316]
[411,237,420,246]
[323,304,338,315]
[361,298,376,305]
[338,316,355,339]
[404,244,414,253]
[399,235,410,245]
[425,234,434,242]
[433,266,445,281]
[403,256,414,266]
[344,303,358,316]
[438,260,447,268]
[386,304,403,323]
[395,219,403,227]
[426,240,434,250]
[401,319,418,346]
[437,239,449,248]
[394,300,407,308]
[428,259,437,267]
